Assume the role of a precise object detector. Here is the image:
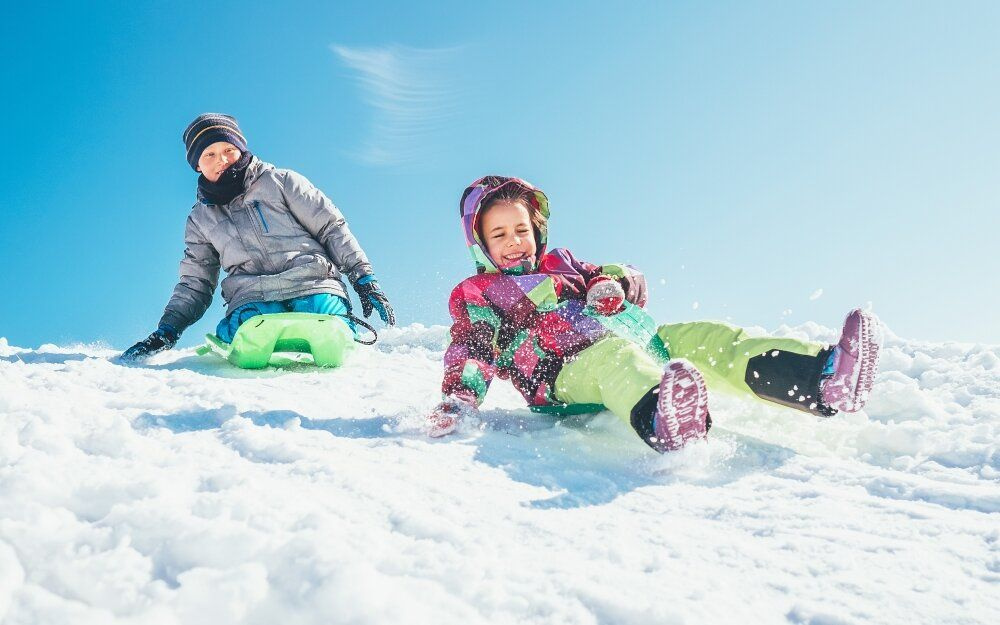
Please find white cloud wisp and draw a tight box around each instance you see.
[332,44,461,166]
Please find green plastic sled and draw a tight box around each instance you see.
[195,312,356,369]
[529,402,607,416]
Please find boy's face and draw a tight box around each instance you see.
[197,141,242,182]
[479,200,538,269]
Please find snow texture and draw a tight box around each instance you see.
[0,324,998,624]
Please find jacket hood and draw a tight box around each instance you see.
[458,176,550,274]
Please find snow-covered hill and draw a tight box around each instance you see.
[0,323,997,625]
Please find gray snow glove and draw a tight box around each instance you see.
[352,275,396,326]
[122,324,179,362]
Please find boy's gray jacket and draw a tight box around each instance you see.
[158,157,373,334]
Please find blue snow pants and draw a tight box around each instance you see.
[215,294,356,343]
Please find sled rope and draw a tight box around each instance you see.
[349,314,378,345]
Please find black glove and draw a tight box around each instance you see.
[352,275,396,325]
[121,324,179,362]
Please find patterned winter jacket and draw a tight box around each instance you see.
[442,177,647,407]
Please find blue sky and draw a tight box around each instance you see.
[2,1,998,349]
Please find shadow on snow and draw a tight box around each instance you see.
[133,403,796,510]
[471,409,795,509]
[0,352,92,365]
[134,406,397,439]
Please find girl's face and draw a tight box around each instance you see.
[197,141,242,182]
[479,200,538,269]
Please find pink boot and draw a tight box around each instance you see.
[820,309,883,412]
[651,360,711,452]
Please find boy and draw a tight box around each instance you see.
[122,113,393,361]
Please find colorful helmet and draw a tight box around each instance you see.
[458,175,550,274]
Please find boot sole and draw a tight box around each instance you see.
[852,311,882,410]
[654,360,710,452]
[828,311,883,412]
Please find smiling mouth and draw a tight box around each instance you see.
[503,252,527,262]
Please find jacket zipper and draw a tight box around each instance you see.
[248,201,277,274]
[254,202,269,233]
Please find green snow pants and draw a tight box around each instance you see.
[657,321,827,397]
[553,320,832,427]
[554,337,664,422]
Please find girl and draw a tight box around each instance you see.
[122,113,394,361]
[428,176,882,452]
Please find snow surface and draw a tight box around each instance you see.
[0,324,998,625]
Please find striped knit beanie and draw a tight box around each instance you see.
[182,113,249,171]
